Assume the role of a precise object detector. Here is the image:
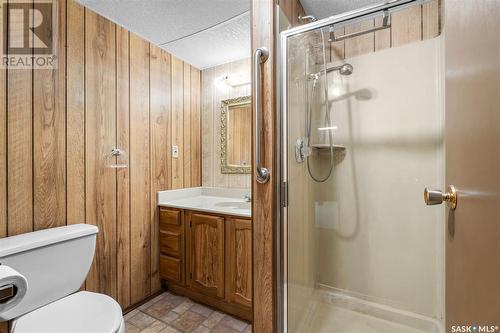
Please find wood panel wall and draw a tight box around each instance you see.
[0,2,201,329]
[251,0,277,332]
[201,57,252,189]
[278,0,306,27]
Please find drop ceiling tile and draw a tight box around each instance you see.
[160,12,250,69]
[77,0,250,45]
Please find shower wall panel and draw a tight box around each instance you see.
[316,37,444,319]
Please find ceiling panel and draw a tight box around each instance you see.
[77,0,250,45]
[160,12,250,69]
[300,0,385,20]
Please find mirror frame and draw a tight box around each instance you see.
[220,96,252,174]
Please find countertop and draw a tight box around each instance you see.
[157,187,251,218]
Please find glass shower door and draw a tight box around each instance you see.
[280,2,444,333]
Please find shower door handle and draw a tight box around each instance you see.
[254,47,270,184]
[424,185,458,210]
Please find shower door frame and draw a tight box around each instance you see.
[277,0,432,331]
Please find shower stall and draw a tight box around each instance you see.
[278,1,444,332]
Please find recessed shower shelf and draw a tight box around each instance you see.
[311,143,346,152]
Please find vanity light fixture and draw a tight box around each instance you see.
[217,73,251,87]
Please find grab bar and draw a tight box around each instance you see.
[254,47,270,184]
[329,9,391,42]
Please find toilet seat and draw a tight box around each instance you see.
[11,291,124,333]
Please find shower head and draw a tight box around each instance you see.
[338,63,354,76]
[307,63,354,81]
[328,63,354,76]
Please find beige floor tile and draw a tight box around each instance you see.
[202,311,225,328]
[192,326,210,333]
[125,292,251,333]
[211,324,240,333]
[220,316,249,332]
[164,292,189,306]
[172,301,193,315]
[141,320,167,333]
[139,294,167,311]
[159,326,181,333]
[171,311,205,332]
[145,299,176,320]
[128,311,157,329]
[156,310,180,324]
[124,308,140,320]
[190,303,213,317]
[125,322,142,333]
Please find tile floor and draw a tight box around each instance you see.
[124,292,252,333]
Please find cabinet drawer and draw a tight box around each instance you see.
[160,209,181,228]
[160,255,183,284]
[160,230,182,258]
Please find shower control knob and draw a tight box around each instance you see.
[424,185,457,210]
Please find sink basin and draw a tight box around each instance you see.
[214,201,251,210]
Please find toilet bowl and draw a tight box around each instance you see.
[0,224,125,333]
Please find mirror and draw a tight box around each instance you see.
[221,96,252,174]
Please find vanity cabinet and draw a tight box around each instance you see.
[187,212,225,299]
[226,218,252,308]
[159,207,252,321]
[159,208,185,285]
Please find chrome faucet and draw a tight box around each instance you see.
[244,193,252,203]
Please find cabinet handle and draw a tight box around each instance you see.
[254,47,270,184]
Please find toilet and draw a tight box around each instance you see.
[0,224,125,333]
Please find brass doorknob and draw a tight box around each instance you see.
[424,185,457,210]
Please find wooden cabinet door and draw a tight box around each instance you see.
[226,218,252,308]
[188,212,225,299]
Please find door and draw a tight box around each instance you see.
[444,0,500,329]
[226,218,253,308]
[187,212,225,299]
[280,1,445,332]
[279,0,500,332]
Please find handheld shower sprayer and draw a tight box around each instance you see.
[308,63,354,81]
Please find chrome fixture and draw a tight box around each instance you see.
[108,148,128,169]
[329,9,391,42]
[244,193,252,203]
[424,185,458,210]
[111,148,122,157]
[295,139,308,163]
[303,27,336,183]
[308,63,354,81]
[254,47,270,184]
[298,15,317,22]
[332,63,354,76]
[302,35,353,182]
[0,284,15,303]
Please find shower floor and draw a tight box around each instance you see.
[306,302,427,333]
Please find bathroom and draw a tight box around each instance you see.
[0,0,499,333]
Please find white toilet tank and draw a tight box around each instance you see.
[0,224,98,321]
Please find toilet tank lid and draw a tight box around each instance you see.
[0,224,98,258]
